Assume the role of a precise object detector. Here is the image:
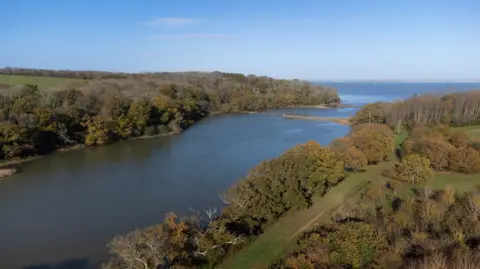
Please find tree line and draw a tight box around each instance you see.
[103,123,397,268]
[0,70,340,161]
[351,90,480,131]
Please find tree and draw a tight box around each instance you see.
[105,213,196,269]
[327,222,387,269]
[448,146,480,174]
[350,124,395,164]
[392,154,433,184]
[344,146,367,172]
[329,137,353,158]
[219,141,345,227]
[350,102,387,125]
[450,131,470,148]
[405,136,453,171]
[81,115,112,145]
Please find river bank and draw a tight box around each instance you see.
[0,103,341,179]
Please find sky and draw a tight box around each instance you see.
[1,0,479,80]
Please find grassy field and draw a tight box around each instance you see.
[453,125,480,140]
[0,74,82,90]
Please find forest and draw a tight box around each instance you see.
[101,90,480,269]
[0,68,340,161]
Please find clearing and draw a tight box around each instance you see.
[453,125,480,140]
[0,75,83,91]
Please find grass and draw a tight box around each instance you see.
[220,160,394,269]
[395,132,409,149]
[453,125,480,140]
[0,74,82,90]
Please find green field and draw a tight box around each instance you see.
[454,125,480,140]
[0,74,82,90]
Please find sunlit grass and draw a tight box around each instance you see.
[0,75,83,91]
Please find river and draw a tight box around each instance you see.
[1,82,479,269]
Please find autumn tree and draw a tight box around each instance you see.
[350,102,387,125]
[404,136,453,171]
[391,154,433,184]
[450,131,470,148]
[327,222,387,269]
[350,124,395,164]
[344,146,367,172]
[329,137,353,158]
[448,146,480,174]
[105,213,197,269]
[81,115,112,145]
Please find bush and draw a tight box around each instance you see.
[157,125,170,135]
[143,125,157,136]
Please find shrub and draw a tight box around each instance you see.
[143,125,157,136]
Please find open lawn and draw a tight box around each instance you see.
[0,75,83,90]
[453,125,480,140]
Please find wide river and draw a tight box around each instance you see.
[1,82,480,269]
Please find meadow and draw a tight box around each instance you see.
[0,74,82,92]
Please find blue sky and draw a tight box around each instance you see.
[1,0,479,80]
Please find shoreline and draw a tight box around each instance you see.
[0,103,344,179]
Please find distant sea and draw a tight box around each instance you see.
[313,82,480,106]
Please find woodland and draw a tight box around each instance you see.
[0,68,339,161]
